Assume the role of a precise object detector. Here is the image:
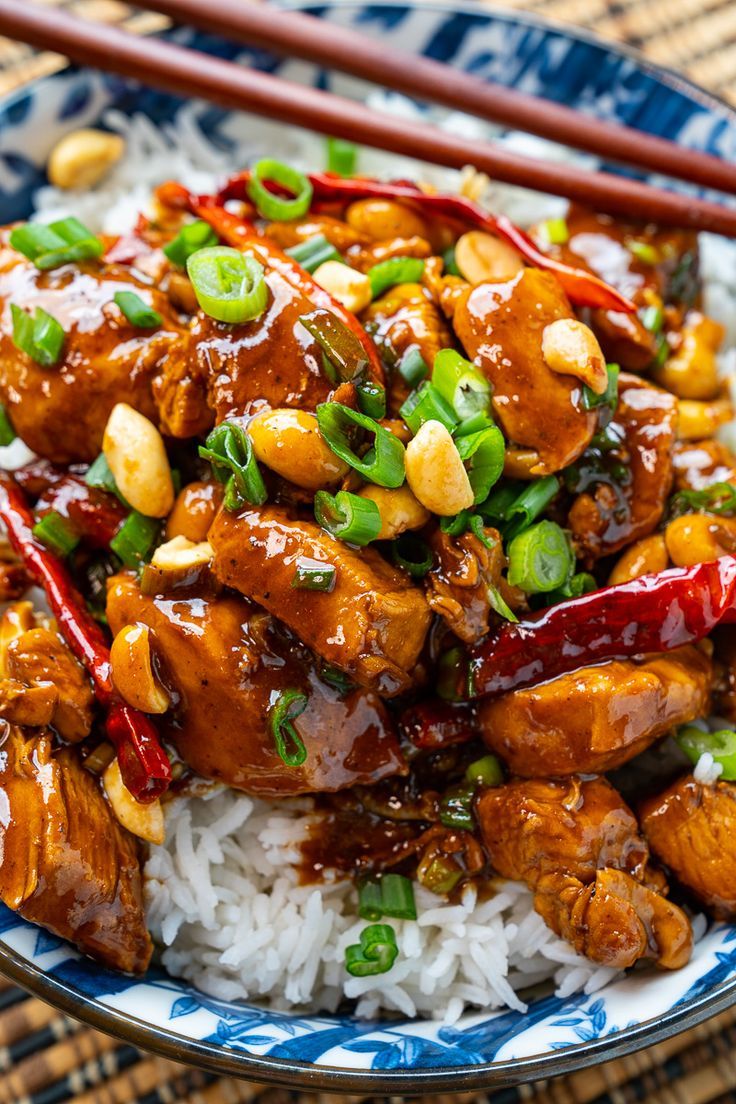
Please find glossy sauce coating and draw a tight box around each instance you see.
[0,243,187,462]
[107,572,405,795]
[479,646,712,776]
[0,724,151,972]
[453,268,597,473]
[208,504,432,696]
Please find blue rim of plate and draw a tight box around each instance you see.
[1,0,736,1091]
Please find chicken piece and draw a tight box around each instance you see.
[476,776,692,969]
[479,646,712,776]
[453,268,597,474]
[652,313,724,400]
[672,439,736,492]
[208,505,431,696]
[165,480,223,543]
[425,525,520,644]
[0,240,190,462]
[0,725,151,972]
[641,775,736,918]
[568,374,677,562]
[107,573,406,795]
[364,282,453,411]
[2,626,94,742]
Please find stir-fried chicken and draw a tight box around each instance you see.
[107,572,405,794]
[453,268,597,474]
[641,776,736,918]
[0,724,151,972]
[2,625,94,741]
[208,504,432,696]
[476,776,692,969]
[479,647,712,776]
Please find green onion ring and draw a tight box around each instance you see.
[247,159,313,222]
[187,247,268,324]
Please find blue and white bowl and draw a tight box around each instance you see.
[1,2,736,1090]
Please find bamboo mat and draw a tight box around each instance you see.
[1,0,736,1100]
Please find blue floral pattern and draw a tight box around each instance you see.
[0,0,735,1084]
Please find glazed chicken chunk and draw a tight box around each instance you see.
[641,775,736,918]
[479,646,712,776]
[476,776,692,970]
[0,725,151,973]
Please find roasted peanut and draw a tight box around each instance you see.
[166,481,222,543]
[110,622,170,715]
[542,318,608,394]
[405,420,474,516]
[249,407,349,489]
[312,260,372,313]
[103,758,165,845]
[103,403,174,518]
[458,166,491,204]
[151,535,213,572]
[608,534,669,584]
[454,231,524,285]
[47,128,125,190]
[665,513,736,567]
[677,397,733,440]
[652,313,724,400]
[0,601,35,677]
[357,484,431,539]
[346,198,428,242]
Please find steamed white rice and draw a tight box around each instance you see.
[32,96,735,1020]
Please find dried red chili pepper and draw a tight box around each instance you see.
[0,473,171,801]
[400,700,477,751]
[445,557,736,702]
[38,479,126,549]
[156,181,385,381]
[217,171,635,314]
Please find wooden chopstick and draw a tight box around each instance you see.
[135,0,736,197]
[2,1,736,236]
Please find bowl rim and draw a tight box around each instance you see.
[2,0,736,1090]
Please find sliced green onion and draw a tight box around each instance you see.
[163,220,219,267]
[391,532,433,578]
[627,238,659,266]
[187,247,268,324]
[316,402,405,488]
[454,423,505,504]
[368,257,425,299]
[439,784,475,831]
[299,309,368,382]
[199,421,266,512]
[286,233,341,274]
[319,663,355,694]
[507,519,574,594]
[345,923,398,977]
[654,333,669,368]
[291,557,336,592]
[114,291,162,329]
[85,453,121,498]
[314,490,381,545]
[11,304,65,367]
[432,348,491,420]
[356,378,386,421]
[0,404,15,447]
[398,346,429,388]
[440,509,471,537]
[247,159,313,222]
[455,410,495,438]
[417,854,462,895]
[10,217,103,270]
[358,879,383,922]
[468,513,495,549]
[110,511,159,568]
[465,754,503,787]
[32,511,80,558]
[545,570,597,605]
[442,246,461,277]
[268,688,308,767]
[479,481,522,523]
[676,725,736,781]
[671,481,736,518]
[359,874,417,921]
[540,217,569,246]
[502,476,560,541]
[641,305,664,334]
[583,363,619,413]
[326,137,358,177]
[436,644,469,703]
[487,583,518,623]
[399,382,457,435]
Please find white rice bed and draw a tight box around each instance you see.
[30,101,736,1019]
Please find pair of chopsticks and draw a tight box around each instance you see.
[0,0,735,235]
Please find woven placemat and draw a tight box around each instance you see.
[1,0,736,1100]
